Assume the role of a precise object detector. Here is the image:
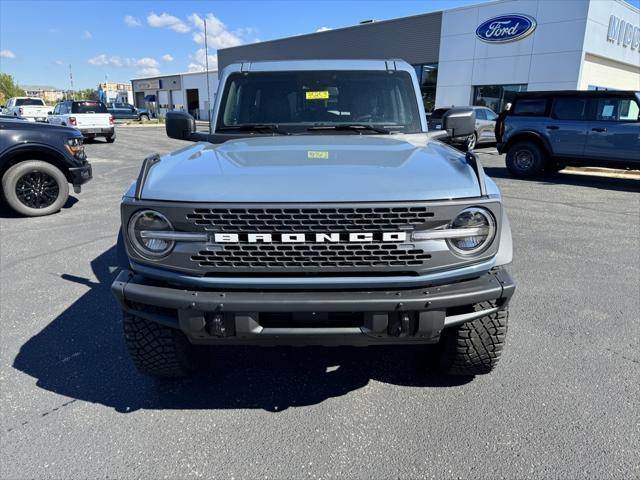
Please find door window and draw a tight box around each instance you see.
[475,109,486,120]
[485,109,497,121]
[594,98,640,121]
[552,97,588,120]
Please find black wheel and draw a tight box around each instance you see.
[436,301,508,376]
[123,309,202,378]
[140,114,149,123]
[506,141,545,178]
[466,132,478,151]
[1,161,69,216]
[106,135,115,143]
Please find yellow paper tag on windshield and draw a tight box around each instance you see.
[307,151,329,159]
[305,90,330,100]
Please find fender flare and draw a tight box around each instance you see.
[0,143,70,177]
[504,130,552,155]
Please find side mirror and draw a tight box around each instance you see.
[166,110,196,141]
[442,108,476,139]
[47,111,53,115]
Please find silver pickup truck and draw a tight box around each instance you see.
[112,60,515,379]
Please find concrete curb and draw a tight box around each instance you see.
[563,166,640,180]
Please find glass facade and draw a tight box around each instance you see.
[473,84,527,113]
[413,63,438,113]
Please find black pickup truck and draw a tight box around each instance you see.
[0,116,92,216]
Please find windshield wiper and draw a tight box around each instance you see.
[306,124,390,134]
[217,124,290,135]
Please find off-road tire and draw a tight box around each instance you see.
[1,160,69,216]
[437,301,508,376]
[123,310,201,378]
[506,140,545,178]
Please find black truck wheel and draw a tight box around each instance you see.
[506,141,545,178]
[1,160,69,216]
[123,309,201,378]
[436,302,508,376]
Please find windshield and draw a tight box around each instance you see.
[72,101,107,114]
[15,98,45,106]
[216,70,422,134]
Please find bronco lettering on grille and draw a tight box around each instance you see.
[213,232,407,243]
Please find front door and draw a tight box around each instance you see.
[584,96,640,165]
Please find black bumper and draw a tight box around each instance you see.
[68,164,92,186]
[112,268,515,346]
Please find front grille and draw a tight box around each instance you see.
[190,243,431,270]
[186,206,435,232]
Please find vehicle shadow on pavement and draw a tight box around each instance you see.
[483,166,640,193]
[13,246,472,413]
[0,196,78,218]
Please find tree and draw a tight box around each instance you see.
[0,73,26,105]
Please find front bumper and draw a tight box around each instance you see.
[68,163,93,186]
[112,267,515,346]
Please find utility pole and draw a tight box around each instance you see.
[69,64,74,100]
[204,15,212,133]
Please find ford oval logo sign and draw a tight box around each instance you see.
[476,14,537,43]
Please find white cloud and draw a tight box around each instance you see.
[54,60,64,65]
[147,12,190,33]
[162,54,174,62]
[316,26,332,32]
[125,57,161,75]
[188,13,242,49]
[83,30,92,39]
[0,49,16,59]
[137,67,161,76]
[187,48,218,72]
[124,15,142,27]
[88,54,122,66]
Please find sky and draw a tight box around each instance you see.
[1,0,639,89]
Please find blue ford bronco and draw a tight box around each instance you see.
[112,60,515,378]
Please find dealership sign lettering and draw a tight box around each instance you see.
[607,14,640,51]
[476,14,537,43]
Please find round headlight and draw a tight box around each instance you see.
[127,210,174,259]
[447,207,496,256]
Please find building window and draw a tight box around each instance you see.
[473,84,527,113]
[413,63,438,113]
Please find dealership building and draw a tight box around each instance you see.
[131,70,219,119]
[215,0,639,113]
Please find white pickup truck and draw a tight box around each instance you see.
[47,100,115,142]
[1,97,50,122]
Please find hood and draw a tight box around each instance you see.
[140,135,481,202]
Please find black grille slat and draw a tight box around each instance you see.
[186,207,435,233]
[190,243,431,270]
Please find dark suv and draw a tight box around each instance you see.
[107,103,150,122]
[0,117,92,216]
[497,90,640,177]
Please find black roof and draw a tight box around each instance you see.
[515,90,639,99]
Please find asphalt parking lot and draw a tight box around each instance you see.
[1,127,638,479]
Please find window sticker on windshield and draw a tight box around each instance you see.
[305,91,330,100]
[307,151,329,159]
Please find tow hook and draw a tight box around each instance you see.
[205,312,235,337]
[388,312,414,337]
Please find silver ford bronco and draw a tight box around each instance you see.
[112,60,515,378]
